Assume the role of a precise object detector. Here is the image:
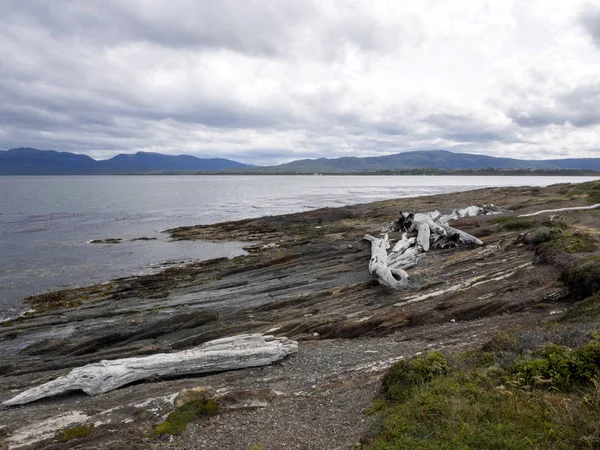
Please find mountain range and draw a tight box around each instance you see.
[0,148,250,175]
[2,147,600,175]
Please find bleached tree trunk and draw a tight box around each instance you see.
[518,203,600,217]
[364,234,411,290]
[3,334,298,406]
[365,205,493,290]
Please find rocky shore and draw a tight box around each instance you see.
[1,181,598,449]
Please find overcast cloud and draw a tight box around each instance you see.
[1,0,600,164]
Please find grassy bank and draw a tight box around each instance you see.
[361,328,600,449]
[361,182,600,449]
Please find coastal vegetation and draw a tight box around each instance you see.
[361,333,600,449]
[568,181,600,203]
[55,424,94,443]
[362,185,600,449]
[492,215,536,231]
[153,398,219,437]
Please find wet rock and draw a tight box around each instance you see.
[88,238,122,244]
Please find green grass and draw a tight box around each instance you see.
[493,216,536,231]
[510,338,600,389]
[535,231,596,264]
[560,256,600,299]
[153,399,219,437]
[568,181,600,203]
[56,424,94,443]
[559,294,600,323]
[361,338,600,449]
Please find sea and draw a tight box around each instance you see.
[1,175,598,320]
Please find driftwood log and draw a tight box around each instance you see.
[3,334,297,406]
[365,205,498,290]
[518,203,600,217]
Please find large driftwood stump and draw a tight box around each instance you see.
[3,334,297,406]
[365,205,497,290]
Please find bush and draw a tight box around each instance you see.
[559,294,600,323]
[383,352,448,402]
[362,338,600,449]
[528,226,562,244]
[560,256,600,299]
[511,338,600,389]
[535,231,596,264]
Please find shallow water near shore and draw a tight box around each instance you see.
[0,174,597,319]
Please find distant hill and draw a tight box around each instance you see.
[95,151,250,173]
[2,147,600,175]
[0,148,99,175]
[0,148,250,175]
[257,150,600,173]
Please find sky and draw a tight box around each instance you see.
[1,1,600,165]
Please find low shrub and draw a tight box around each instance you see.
[560,256,600,299]
[559,294,600,323]
[535,231,596,264]
[568,181,600,203]
[528,226,562,244]
[382,351,448,402]
[362,337,600,449]
[493,216,536,231]
[153,399,219,437]
[510,338,600,389]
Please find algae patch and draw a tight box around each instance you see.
[56,424,94,443]
[153,399,219,437]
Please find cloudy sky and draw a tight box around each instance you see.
[1,0,600,164]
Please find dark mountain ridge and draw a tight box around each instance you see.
[259,150,600,173]
[0,148,250,174]
[2,147,600,174]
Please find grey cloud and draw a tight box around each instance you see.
[580,3,600,47]
[424,113,518,143]
[2,1,317,57]
[1,1,597,164]
[508,80,600,128]
[1,0,405,59]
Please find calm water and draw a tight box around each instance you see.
[0,175,597,319]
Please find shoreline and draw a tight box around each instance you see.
[3,174,598,321]
[3,171,600,176]
[1,180,600,448]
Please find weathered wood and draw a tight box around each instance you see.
[3,334,298,406]
[414,221,432,251]
[388,246,423,270]
[518,203,600,217]
[391,233,415,253]
[438,223,483,246]
[364,234,410,289]
[365,205,492,289]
